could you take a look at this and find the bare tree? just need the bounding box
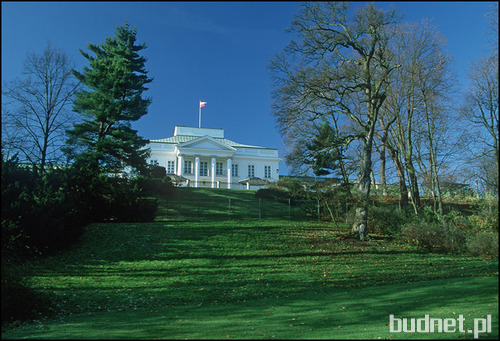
[2,42,79,175]
[270,2,401,240]
[379,20,454,215]
[461,4,499,194]
[373,107,397,197]
[485,4,498,54]
[378,56,409,208]
[462,54,499,192]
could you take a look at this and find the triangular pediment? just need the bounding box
[176,136,236,152]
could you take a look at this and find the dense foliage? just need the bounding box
[1,156,172,323]
[1,158,87,260]
[305,122,350,178]
[256,177,498,257]
[1,158,169,261]
[1,21,165,324]
[66,22,152,173]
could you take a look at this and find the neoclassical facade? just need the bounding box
[146,126,281,189]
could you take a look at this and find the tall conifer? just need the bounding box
[66,22,152,172]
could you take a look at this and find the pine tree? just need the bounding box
[66,22,153,173]
[305,122,348,178]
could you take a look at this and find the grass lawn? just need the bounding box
[156,187,326,221]
[2,189,498,339]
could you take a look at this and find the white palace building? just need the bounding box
[146,126,282,189]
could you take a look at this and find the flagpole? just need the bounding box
[199,101,201,128]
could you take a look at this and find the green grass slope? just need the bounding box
[155,187,319,221]
[2,188,498,339]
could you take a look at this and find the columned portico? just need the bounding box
[194,156,200,188]
[227,158,232,189]
[211,157,216,188]
[177,154,183,176]
[148,126,282,190]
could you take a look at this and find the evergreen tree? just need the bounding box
[66,22,152,173]
[305,122,349,179]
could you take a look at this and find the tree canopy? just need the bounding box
[66,22,153,173]
[270,2,401,240]
[2,43,79,175]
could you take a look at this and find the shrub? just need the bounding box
[255,187,289,202]
[314,182,354,222]
[271,177,308,199]
[367,206,408,237]
[467,231,499,258]
[89,177,159,222]
[106,195,158,222]
[22,188,86,255]
[400,221,466,253]
[468,211,499,233]
[1,159,88,258]
[136,174,175,196]
[441,209,474,233]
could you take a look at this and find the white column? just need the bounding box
[194,156,200,188]
[227,158,232,189]
[177,155,183,176]
[211,157,216,188]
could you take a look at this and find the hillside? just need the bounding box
[2,187,498,339]
[155,187,315,221]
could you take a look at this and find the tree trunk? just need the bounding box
[405,114,421,214]
[423,93,443,218]
[407,162,421,214]
[339,151,350,185]
[352,136,372,241]
[379,140,387,196]
[377,114,396,198]
[387,143,408,208]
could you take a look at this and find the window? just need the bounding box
[184,160,192,174]
[264,165,271,178]
[200,161,208,176]
[232,164,239,177]
[149,159,158,166]
[248,164,255,178]
[216,162,223,176]
[167,160,175,174]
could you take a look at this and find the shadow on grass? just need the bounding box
[2,276,498,339]
[6,219,498,339]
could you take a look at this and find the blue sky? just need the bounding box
[2,1,497,175]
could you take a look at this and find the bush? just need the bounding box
[1,159,88,258]
[23,190,86,256]
[367,206,408,237]
[270,177,308,199]
[106,194,159,222]
[467,231,499,258]
[1,157,160,325]
[255,187,289,202]
[313,181,354,222]
[400,221,466,253]
[136,174,175,196]
[87,177,159,223]
[467,208,499,233]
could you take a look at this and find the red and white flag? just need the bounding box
[200,101,207,108]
